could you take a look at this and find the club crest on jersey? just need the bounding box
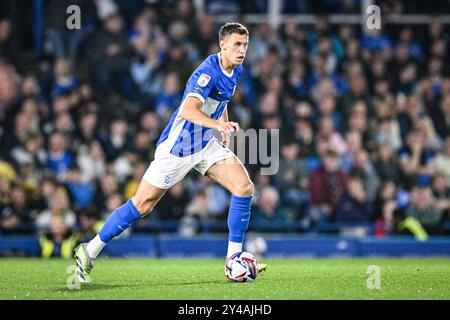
[197,74,211,87]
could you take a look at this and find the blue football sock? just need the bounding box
[98,199,142,243]
[227,195,253,243]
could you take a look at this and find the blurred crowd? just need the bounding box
[1,0,450,257]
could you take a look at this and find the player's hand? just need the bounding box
[216,121,239,147]
[215,121,240,136]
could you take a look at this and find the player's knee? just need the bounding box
[234,180,254,197]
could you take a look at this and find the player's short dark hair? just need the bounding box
[219,22,249,41]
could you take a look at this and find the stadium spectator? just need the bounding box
[402,185,444,235]
[335,176,374,222]
[434,137,450,184]
[93,174,119,213]
[0,18,15,63]
[317,95,344,133]
[361,28,392,54]
[53,112,75,136]
[417,116,443,150]
[374,143,403,184]
[250,186,294,232]
[74,111,100,148]
[315,117,348,156]
[35,188,76,231]
[397,95,423,138]
[102,193,123,221]
[277,140,309,214]
[76,141,107,183]
[375,181,397,225]
[138,111,160,142]
[154,181,189,222]
[349,149,381,202]
[78,208,103,241]
[129,42,164,99]
[190,176,230,220]
[399,129,436,188]
[154,72,182,121]
[39,217,80,258]
[309,147,348,222]
[0,170,12,209]
[183,190,211,235]
[0,185,33,234]
[123,160,147,199]
[194,15,217,57]
[112,149,139,183]
[83,11,132,97]
[45,131,74,180]
[52,58,80,97]
[65,165,94,210]
[431,174,450,219]
[160,42,193,86]
[341,130,362,170]
[11,134,46,168]
[373,116,402,151]
[100,118,132,162]
[293,116,315,156]
[35,176,59,211]
[396,27,423,61]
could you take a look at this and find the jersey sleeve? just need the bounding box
[184,65,215,103]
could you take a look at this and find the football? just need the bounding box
[224,251,258,282]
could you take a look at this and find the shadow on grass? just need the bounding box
[58,279,226,292]
[155,280,226,286]
[58,283,141,292]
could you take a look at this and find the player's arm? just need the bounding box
[181,96,239,135]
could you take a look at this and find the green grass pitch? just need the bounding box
[1,258,449,299]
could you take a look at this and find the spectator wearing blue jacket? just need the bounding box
[45,132,74,180]
[65,165,94,210]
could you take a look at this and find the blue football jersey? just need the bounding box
[156,53,243,157]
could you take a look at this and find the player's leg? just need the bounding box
[200,149,267,274]
[86,179,167,257]
[75,144,196,282]
[74,180,166,282]
[204,156,254,258]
